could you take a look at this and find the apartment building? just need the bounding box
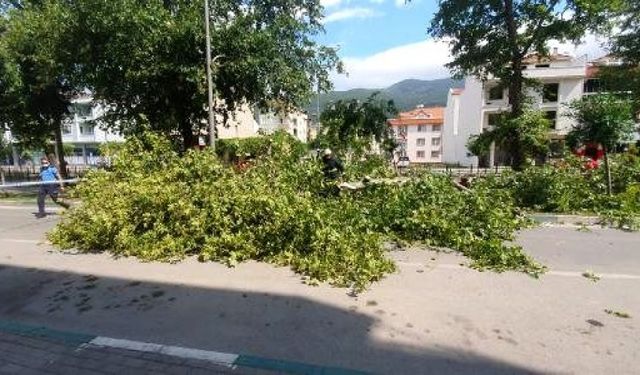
[388,106,444,164]
[443,50,591,167]
[62,96,125,165]
[215,104,309,143]
[255,111,309,142]
[2,95,124,166]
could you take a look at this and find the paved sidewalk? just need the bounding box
[0,325,303,375]
[0,331,242,374]
[0,318,369,375]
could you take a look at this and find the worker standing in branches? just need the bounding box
[321,148,344,180]
[320,148,344,197]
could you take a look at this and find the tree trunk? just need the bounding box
[53,121,68,179]
[603,148,612,196]
[503,0,526,171]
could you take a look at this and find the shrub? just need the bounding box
[475,154,640,228]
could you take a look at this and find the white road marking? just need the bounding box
[546,270,640,280]
[0,239,42,244]
[396,261,640,280]
[88,337,239,367]
[0,206,36,210]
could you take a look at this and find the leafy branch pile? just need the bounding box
[476,153,640,230]
[49,132,542,290]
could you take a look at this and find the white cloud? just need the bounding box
[548,33,609,61]
[323,8,381,24]
[370,0,385,4]
[321,0,342,8]
[331,40,452,90]
[330,34,611,91]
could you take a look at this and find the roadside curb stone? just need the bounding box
[528,213,601,226]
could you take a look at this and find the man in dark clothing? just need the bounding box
[321,148,344,180]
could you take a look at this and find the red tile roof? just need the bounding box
[522,52,573,64]
[586,65,600,78]
[388,106,445,126]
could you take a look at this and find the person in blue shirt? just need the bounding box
[36,157,69,218]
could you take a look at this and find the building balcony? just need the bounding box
[482,98,509,109]
[523,65,586,80]
[61,131,100,143]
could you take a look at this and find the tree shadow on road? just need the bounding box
[0,264,541,374]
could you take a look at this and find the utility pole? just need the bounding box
[204,0,216,150]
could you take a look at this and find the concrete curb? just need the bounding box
[527,213,601,226]
[0,319,371,375]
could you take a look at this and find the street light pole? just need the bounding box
[204,0,216,150]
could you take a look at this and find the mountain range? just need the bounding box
[305,78,464,117]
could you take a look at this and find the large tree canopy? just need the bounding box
[611,0,640,64]
[317,94,397,157]
[64,0,340,149]
[429,0,617,114]
[0,0,76,173]
[598,1,640,116]
[428,0,618,169]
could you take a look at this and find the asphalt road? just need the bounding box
[0,203,639,374]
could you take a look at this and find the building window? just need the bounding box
[545,111,557,129]
[416,151,425,158]
[431,151,440,159]
[79,124,94,135]
[396,126,408,139]
[416,138,426,146]
[543,83,559,103]
[432,137,441,146]
[487,113,501,127]
[584,79,600,94]
[74,104,92,118]
[293,128,298,137]
[535,64,550,68]
[432,125,442,132]
[488,86,503,101]
[62,124,72,135]
[417,125,426,132]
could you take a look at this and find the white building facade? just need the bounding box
[216,106,309,143]
[443,52,592,167]
[62,96,125,165]
[388,106,444,164]
[2,96,124,166]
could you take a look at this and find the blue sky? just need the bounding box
[320,0,608,91]
[318,0,436,58]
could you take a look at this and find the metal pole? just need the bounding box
[204,0,216,150]
[316,82,321,135]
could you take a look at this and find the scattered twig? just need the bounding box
[605,309,631,319]
[582,270,600,282]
